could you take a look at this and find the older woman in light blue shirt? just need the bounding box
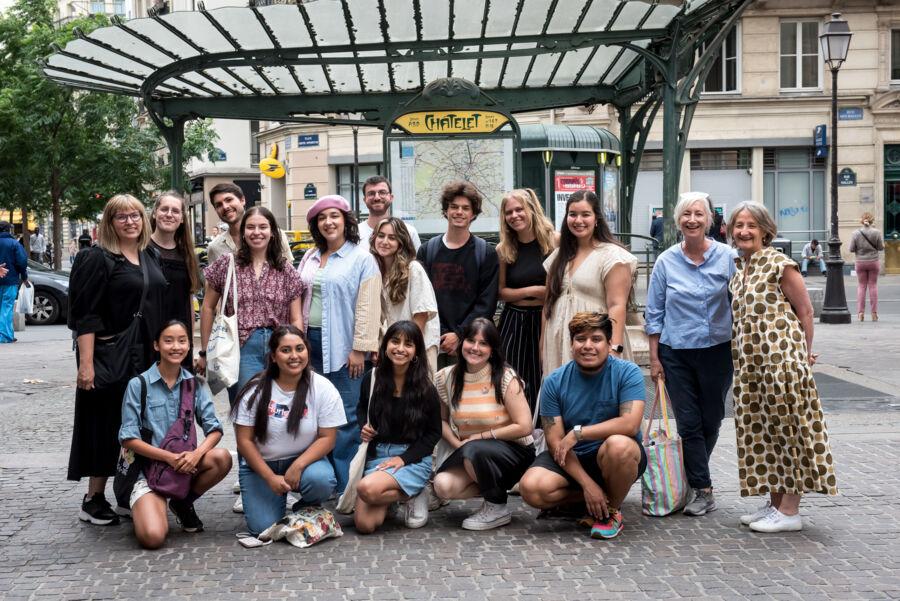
[645,192,736,517]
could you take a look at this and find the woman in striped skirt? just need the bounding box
[496,189,558,412]
[432,318,535,530]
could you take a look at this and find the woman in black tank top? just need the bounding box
[496,189,558,412]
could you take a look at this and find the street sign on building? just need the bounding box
[839,168,857,186]
[838,107,864,121]
[298,134,319,148]
[814,124,828,158]
[304,183,317,199]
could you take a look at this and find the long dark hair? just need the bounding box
[370,217,417,305]
[236,206,287,270]
[308,207,360,252]
[150,191,202,293]
[450,318,513,409]
[230,325,312,444]
[369,321,435,439]
[545,190,622,319]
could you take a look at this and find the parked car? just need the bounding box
[26,260,69,325]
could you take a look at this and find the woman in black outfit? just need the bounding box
[149,191,202,368]
[496,189,557,412]
[354,321,442,534]
[68,194,167,525]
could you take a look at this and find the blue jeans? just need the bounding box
[238,456,336,536]
[0,285,16,343]
[227,327,273,405]
[801,257,826,274]
[306,327,363,495]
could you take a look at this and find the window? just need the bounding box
[892,30,900,81]
[763,148,826,255]
[90,1,105,13]
[638,151,663,171]
[780,21,821,90]
[702,24,740,93]
[690,149,751,171]
[113,0,125,15]
[337,163,382,213]
[249,120,260,165]
[284,136,292,151]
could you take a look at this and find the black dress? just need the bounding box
[150,240,196,370]
[67,247,167,480]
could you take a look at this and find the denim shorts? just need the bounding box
[363,442,433,497]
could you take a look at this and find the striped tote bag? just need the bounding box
[640,380,690,516]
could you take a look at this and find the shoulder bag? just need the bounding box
[145,378,198,500]
[640,380,690,516]
[206,253,240,394]
[335,372,376,514]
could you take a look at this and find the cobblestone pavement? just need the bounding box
[3,283,900,600]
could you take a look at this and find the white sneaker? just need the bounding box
[287,493,300,510]
[748,508,802,533]
[461,501,512,531]
[739,501,773,526]
[232,496,244,514]
[232,480,241,494]
[405,489,430,529]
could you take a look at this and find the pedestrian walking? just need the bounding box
[354,321,442,534]
[370,217,439,373]
[542,190,637,375]
[118,320,232,549]
[0,221,29,343]
[496,188,557,412]
[432,318,535,531]
[233,325,344,537]
[67,194,167,525]
[297,195,382,494]
[728,201,837,533]
[645,192,736,517]
[849,212,885,322]
[150,191,202,369]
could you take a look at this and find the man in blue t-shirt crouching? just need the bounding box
[520,311,646,539]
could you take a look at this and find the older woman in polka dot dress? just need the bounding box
[727,201,837,533]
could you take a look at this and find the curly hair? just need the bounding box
[439,180,483,218]
[370,217,416,305]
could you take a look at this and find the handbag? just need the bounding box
[89,251,151,389]
[113,375,153,508]
[206,253,240,394]
[640,380,690,516]
[145,379,198,500]
[335,372,376,514]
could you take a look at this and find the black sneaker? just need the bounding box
[79,494,120,526]
[169,499,203,533]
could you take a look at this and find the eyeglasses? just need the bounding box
[113,212,143,224]
[365,190,391,198]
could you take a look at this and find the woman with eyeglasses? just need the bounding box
[149,191,202,369]
[67,194,168,526]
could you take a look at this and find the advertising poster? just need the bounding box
[553,170,595,230]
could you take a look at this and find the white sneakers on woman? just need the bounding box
[740,502,802,532]
[739,501,772,526]
[462,501,512,530]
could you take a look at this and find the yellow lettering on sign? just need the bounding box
[393,111,509,135]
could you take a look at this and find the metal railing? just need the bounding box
[615,233,659,292]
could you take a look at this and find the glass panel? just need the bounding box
[892,30,900,80]
[801,55,818,88]
[211,7,271,50]
[349,0,383,45]
[726,57,737,91]
[383,0,417,42]
[546,0,585,33]
[261,5,312,49]
[610,2,649,31]
[581,0,621,32]
[128,18,202,58]
[726,25,738,57]
[812,171,826,237]
[704,53,724,92]
[603,46,642,84]
[777,149,810,169]
[776,172,811,238]
[113,0,125,16]
[643,5,680,30]
[886,181,900,237]
[517,0,555,36]
[420,0,449,39]
[781,22,797,55]
[160,12,235,54]
[91,1,104,13]
[781,56,796,88]
[552,47,594,86]
[306,1,351,46]
[764,172,776,216]
[801,22,819,54]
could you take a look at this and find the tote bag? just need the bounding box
[335,373,376,514]
[206,253,240,395]
[640,380,690,516]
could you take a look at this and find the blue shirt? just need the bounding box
[645,241,736,349]
[119,364,223,447]
[0,233,27,287]
[540,357,646,455]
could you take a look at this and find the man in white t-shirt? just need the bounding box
[233,372,346,536]
[358,176,421,250]
[29,227,46,263]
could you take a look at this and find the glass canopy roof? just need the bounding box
[43,0,719,122]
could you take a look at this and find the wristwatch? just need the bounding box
[610,344,624,354]
[198,350,207,358]
[573,424,583,441]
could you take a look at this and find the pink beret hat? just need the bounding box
[307,195,351,224]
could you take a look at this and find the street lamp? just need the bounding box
[818,12,852,324]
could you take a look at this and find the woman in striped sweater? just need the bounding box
[432,318,535,530]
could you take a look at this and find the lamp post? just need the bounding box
[819,12,853,324]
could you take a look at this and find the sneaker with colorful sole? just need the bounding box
[590,510,624,539]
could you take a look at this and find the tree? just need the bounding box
[0,0,217,268]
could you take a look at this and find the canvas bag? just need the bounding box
[335,373,377,514]
[206,253,240,394]
[640,380,690,516]
[145,378,198,500]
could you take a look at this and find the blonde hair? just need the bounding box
[496,188,556,264]
[860,212,874,226]
[674,192,713,233]
[726,201,777,246]
[97,194,150,254]
[370,217,416,305]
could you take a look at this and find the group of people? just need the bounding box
[64,175,842,550]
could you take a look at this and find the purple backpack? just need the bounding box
[146,378,198,500]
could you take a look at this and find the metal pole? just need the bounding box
[352,125,359,213]
[820,66,851,324]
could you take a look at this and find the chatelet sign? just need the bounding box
[393,110,509,135]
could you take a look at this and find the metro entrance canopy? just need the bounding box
[43,0,752,240]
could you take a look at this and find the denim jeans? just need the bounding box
[307,326,363,494]
[801,257,826,275]
[227,327,273,405]
[238,456,336,536]
[0,285,17,343]
[658,342,733,490]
